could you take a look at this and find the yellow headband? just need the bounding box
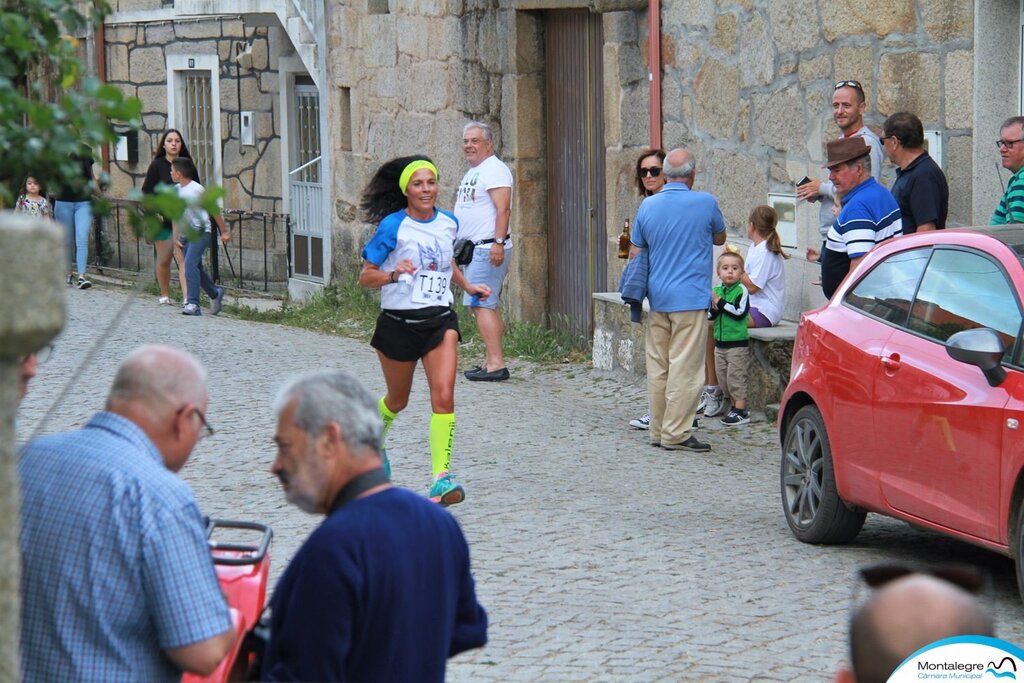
[398,160,439,194]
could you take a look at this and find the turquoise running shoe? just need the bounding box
[428,471,465,507]
[380,448,391,479]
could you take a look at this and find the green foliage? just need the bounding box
[0,0,131,204]
[232,272,591,364]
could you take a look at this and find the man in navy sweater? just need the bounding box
[262,371,487,682]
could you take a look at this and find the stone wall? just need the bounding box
[103,18,284,215]
[323,0,554,322]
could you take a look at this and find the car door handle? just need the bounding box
[880,354,901,370]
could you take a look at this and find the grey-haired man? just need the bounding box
[455,121,514,382]
[263,370,487,682]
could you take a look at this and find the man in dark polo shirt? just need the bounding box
[882,112,948,233]
[818,137,902,299]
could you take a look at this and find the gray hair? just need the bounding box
[1001,116,1024,133]
[273,371,382,455]
[463,121,493,140]
[107,345,207,417]
[664,151,695,180]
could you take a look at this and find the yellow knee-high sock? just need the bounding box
[379,397,397,445]
[429,412,455,477]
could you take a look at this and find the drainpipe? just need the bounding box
[94,19,110,173]
[648,0,661,149]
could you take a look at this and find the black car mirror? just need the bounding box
[945,328,1007,387]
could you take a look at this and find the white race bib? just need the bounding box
[410,270,449,305]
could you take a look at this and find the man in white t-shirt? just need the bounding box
[454,121,513,382]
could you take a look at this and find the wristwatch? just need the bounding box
[494,237,506,245]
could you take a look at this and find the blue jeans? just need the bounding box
[184,231,219,305]
[54,200,92,275]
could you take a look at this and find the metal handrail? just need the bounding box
[288,155,322,176]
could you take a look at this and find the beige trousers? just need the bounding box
[646,310,708,445]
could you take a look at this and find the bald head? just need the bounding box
[107,345,207,419]
[848,574,994,683]
[663,148,695,185]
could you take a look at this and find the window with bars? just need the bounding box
[294,84,321,183]
[174,70,216,186]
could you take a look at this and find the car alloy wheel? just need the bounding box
[780,405,865,544]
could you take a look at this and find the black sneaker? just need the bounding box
[720,409,750,426]
[661,435,711,452]
[77,276,92,290]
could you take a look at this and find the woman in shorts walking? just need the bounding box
[359,155,491,506]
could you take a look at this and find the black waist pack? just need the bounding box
[453,238,474,266]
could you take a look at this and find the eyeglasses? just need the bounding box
[858,563,986,594]
[996,138,1024,150]
[639,167,662,178]
[880,136,894,144]
[834,79,864,92]
[178,405,215,440]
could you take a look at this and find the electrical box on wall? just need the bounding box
[240,111,255,146]
[923,130,942,167]
[114,130,139,164]
[767,193,798,248]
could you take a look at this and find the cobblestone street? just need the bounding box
[17,286,1024,681]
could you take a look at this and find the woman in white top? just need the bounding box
[359,155,491,507]
[740,205,788,328]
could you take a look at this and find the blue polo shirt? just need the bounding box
[631,183,725,312]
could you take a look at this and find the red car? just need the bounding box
[778,226,1024,599]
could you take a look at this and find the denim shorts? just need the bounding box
[462,246,510,310]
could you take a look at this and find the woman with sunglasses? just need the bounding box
[359,155,491,506]
[627,149,666,431]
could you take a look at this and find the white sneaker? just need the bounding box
[629,413,651,430]
[704,389,728,417]
[697,390,708,415]
[158,296,172,305]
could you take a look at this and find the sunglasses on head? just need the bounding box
[859,563,986,594]
[834,79,864,92]
[639,167,662,178]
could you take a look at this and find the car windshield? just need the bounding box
[987,226,1024,261]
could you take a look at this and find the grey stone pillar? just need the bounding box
[0,214,65,681]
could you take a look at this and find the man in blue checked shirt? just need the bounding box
[18,345,234,682]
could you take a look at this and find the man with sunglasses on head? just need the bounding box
[19,345,233,682]
[836,569,994,683]
[797,80,884,239]
[992,116,1024,225]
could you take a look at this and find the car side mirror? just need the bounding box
[945,328,1007,387]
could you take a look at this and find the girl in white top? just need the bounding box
[15,176,53,220]
[740,205,788,327]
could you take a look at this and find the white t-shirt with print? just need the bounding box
[361,209,458,311]
[745,240,786,325]
[454,154,513,247]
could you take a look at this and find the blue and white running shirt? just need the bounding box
[361,208,459,310]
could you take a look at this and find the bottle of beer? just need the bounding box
[617,218,631,259]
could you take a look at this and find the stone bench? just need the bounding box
[592,292,797,412]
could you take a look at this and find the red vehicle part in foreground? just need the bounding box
[182,519,273,683]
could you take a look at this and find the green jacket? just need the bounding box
[709,282,750,347]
